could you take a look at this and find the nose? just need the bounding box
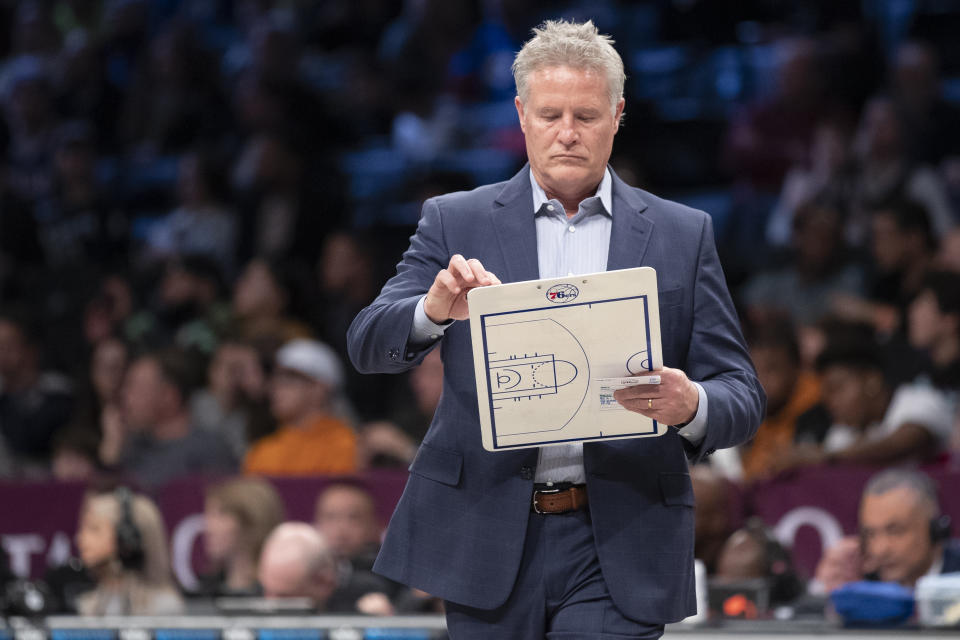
[558,115,578,146]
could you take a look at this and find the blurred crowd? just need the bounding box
[1,0,959,623]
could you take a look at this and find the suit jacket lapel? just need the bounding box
[492,164,540,283]
[606,169,652,271]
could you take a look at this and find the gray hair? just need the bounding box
[512,19,625,118]
[862,469,941,516]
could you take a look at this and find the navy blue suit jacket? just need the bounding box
[347,166,765,623]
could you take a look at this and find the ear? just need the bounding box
[515,96,527,134]
[613,97,625,132]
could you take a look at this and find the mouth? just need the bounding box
[552,154,586,162]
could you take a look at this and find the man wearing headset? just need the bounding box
[814,469,960,592]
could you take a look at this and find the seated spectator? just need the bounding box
[777,335,953,471]
[125,256,232,356]
[145,150,237,277]
[832,199,936,337]
[314,481,400,603]
[813,469,960,592]
[102,349,237,487]
[190,339,273,461]
[847,95,955,244]
[0,308,74,475]
[314,482,383,571]
[714,517,804,608]
[720,320,822,482]
[765,118,855,248]
[230,257,314,356]
[74,487,183,615]
[356,420,417,470]
[50,426,101,481]
[200,476,285,596]
[244,339,356,475]
[258,522,390,614]
[907,271,960,391]
[691,465,736,575]
[741,196,863,328]
[391,346,443,442]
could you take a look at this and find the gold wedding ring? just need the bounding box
[647,398,653,410]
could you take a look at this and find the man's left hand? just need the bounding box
[613,367,699,426]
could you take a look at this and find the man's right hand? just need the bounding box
[424,254,501,323]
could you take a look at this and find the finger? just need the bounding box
[434,269,462,295]
[466,258,494,285]
[449,254,475,283]
[487,272,501,285]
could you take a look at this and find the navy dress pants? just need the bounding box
[444,508,665,639]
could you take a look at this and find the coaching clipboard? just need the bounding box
[467,266,666,452]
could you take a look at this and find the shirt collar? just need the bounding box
[529,167,613,217]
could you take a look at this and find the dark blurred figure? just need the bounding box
[190,338,273,460]
[890,41,960,167]
[101,349,236,488]
[0,309,74,475]
[848,95,955,244]
[725,37,824,192]
[126,256,231,356]
[231,132,339,265]
[119,21,228,156]
[2,58,60,202]
[33,121,127,272]
[200,476,285,596]
[51,29,123,151]
[906,271,960,391]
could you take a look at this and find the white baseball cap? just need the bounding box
[275,339,344,389]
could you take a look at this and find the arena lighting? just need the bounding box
[1,617,447,640]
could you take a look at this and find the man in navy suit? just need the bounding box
[348,19,764,638]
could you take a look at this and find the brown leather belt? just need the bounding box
[532,483,588,514]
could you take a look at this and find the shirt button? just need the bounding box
[430,334,439,340]
[568,225,576,233]
[546,204,555,211]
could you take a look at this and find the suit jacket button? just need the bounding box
[388,349,400,360]
[520,466,533,480]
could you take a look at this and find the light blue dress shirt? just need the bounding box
[412,168,708,483]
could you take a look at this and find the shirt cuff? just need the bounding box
[677,382,708,445]
[410,295,455,347]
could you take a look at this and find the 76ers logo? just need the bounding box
[546,283,579,303]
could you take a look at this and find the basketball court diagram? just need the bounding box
[468,268,666,451]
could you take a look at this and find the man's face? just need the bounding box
[516,65,623,203]
[751,345,799,416]
[820,365,877,429]
[860,487,936,585]
[269,369,324,424]
[121,358,167,431]
[315,486,380,559]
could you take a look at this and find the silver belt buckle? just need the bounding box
[532,484,562,514]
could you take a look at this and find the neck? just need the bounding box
[151,411,190,441]
[931,335,960,368]
[224,552,258,591]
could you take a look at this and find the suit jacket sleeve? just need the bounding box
[681,215,765,463]
[347,198,448,374]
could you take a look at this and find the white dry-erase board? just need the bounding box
[467,266,666,452]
